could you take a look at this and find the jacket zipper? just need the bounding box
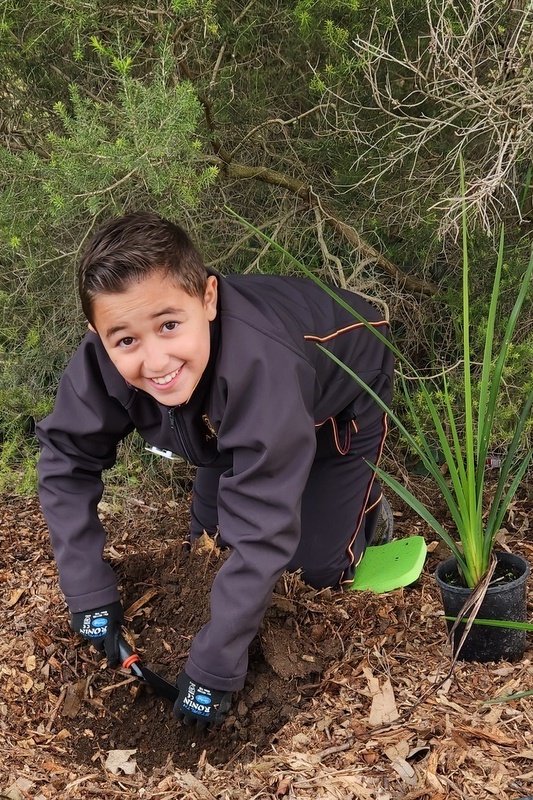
[168,407,195,463]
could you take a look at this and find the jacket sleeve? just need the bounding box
[36,342,134,612]
[185,336,317,692]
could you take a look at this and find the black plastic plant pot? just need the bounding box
[435,551,530,663]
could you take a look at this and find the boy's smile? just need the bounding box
[90,271,218,406]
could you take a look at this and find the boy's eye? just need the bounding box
[119,337,135,347]
[162,321,178,332]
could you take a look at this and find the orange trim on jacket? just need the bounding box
[339,412,389,586]
[304,319,390,343]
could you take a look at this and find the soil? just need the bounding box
[2,477,533,799]
[85,537,352,772]
[438,559,526,588]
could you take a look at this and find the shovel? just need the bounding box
[118,635,179,702]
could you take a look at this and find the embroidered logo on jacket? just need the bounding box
[202,414,218,441]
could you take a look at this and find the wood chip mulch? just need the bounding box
[1,490,533,800]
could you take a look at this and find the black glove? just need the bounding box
[173,670,232,729]
[70,601,124,667]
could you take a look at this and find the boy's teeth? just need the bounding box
[152,370,177,385]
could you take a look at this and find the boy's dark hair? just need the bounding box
[78,212,208,324]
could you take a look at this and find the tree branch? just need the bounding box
[206,154,438,295]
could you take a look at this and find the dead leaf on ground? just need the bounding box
[104,749,137,775]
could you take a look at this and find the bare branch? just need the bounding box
[227,105,327,160]
[205,211,296,269]
[323,0,533,235]
[204,154,438,295]
[209,43,226,91]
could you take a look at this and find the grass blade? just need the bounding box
[446,616,533,631]
[484,689,533,704]
[460,159,478,576]
[476,227,504,479]
[373,465,468,571]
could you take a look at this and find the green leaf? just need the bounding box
[446,616,533,631]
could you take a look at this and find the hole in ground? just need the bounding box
[62,542,349,772]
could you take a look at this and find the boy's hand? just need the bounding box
[70,601,124,667]
[173,670,232,729]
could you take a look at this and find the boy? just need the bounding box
[36,212,394,729]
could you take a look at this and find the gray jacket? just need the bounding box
[36,273,393,691]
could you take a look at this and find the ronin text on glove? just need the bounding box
[71,601,124,666]
[174,670,232,728]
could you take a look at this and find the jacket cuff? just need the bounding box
[184,656,247,693]
[64,584,121,614]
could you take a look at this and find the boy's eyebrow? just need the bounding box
[153,307,185,317]
[103,308,185,340]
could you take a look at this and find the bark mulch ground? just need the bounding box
[1,483,533,800]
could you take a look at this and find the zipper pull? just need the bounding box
[168,408,175,429]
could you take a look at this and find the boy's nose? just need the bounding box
[143,343,171,374]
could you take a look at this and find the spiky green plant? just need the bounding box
[359,213,533,587]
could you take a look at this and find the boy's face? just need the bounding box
[90,271,218,406]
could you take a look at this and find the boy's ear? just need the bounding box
[88,323,97,333]
[204,275,218,321]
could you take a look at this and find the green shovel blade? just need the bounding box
[350,536,427,593]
